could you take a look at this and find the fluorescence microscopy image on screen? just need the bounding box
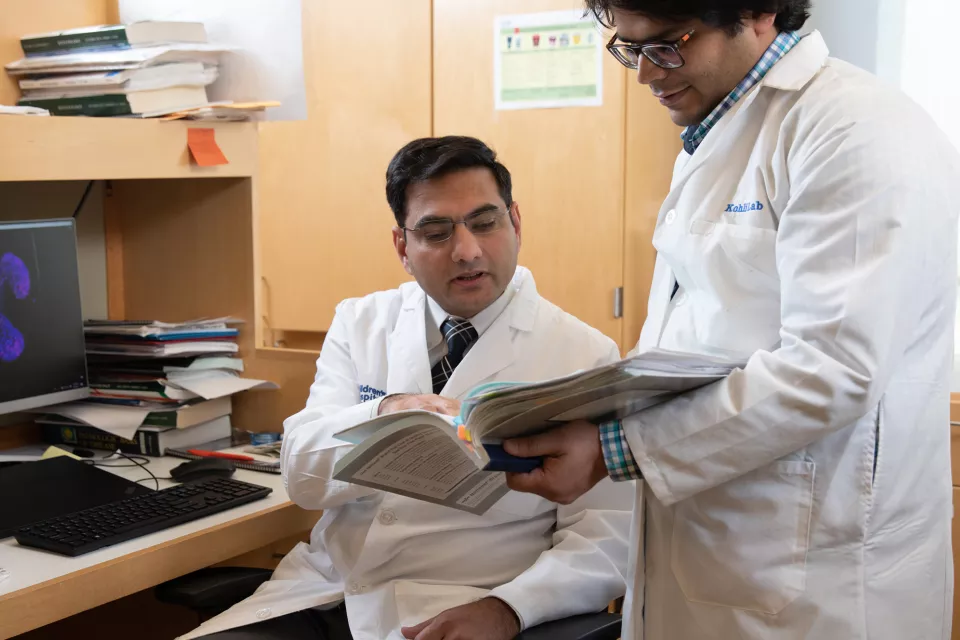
[0,220,87,408]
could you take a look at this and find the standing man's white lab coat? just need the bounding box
[619,33,960,639]
[180,267,632,640]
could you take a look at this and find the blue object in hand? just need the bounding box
[482,443,543,473]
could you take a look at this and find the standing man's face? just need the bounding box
[392,168,522,320]
[610,9,779,127]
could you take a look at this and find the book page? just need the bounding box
[333,424,508,515]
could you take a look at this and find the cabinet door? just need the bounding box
[257,0,431,337]
[433,0,627,346]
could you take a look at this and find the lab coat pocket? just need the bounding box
[688,220,781,355]
[670,459,815,614]
[393,581,491,632]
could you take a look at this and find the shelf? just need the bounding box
[0,116,258,182]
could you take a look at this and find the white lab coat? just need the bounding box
[619,32,960,640]
[180,267,634,640]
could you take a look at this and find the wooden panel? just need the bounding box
[108,179,318,431]
[952,424,960,488]
[0,421,40,450]
[953,487,960,640]
[433,0,626,344]
[0,0,110,105]
[0,119,258,182]
[213,530,311,571]
[0,503,319,638]
[257,0,430,334]
[622,79,683,350]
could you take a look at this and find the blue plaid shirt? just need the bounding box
[682,30,801,155]
[601,32,802,482]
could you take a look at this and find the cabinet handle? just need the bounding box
[614,287,624,319]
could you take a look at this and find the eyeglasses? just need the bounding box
[606,29,697,70]
[402,208,509,245]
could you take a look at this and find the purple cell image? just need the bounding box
[0,252,30,299]
[0,251,30,362]
[0,314,24,362]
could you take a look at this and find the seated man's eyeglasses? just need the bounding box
[402,207,509,245]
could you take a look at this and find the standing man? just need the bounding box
[505,2,960,639]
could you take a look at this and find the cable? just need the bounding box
[71,180,95,219]
[84,450,162,490]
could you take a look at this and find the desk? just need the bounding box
[0,454,320,639]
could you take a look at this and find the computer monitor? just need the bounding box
[0,219,88,415]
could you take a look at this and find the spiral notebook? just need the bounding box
[165,438,281,474]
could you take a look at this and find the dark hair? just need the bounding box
[385,136,513,227]
[585,0,811,33]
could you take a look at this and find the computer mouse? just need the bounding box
[170,458,236,483]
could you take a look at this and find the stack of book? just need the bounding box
[38,318,277,456]
[4,21,231,117]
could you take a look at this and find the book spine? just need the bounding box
[18,95,133,117]
[143,411,177,428]
[21,30,130,56]
[41,424,161,456]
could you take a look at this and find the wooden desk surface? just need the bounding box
[0,453,320,639]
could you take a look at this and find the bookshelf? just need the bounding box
[0,117,317,440]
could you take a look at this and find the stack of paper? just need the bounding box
[4,22,234,117]
[32,318,277,451]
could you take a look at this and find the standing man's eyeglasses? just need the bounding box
[606,29,697,70]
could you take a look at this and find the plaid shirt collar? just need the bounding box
[682,30,802,155]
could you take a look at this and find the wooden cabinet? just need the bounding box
[256,0,431,339]
[433,0,629,344]
[257,0,680,351]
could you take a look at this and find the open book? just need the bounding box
[332,348,741,515]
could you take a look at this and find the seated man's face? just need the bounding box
[394,167,521,319]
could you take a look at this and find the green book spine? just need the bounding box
[21,27,130,56]
[18,95,133,117]
[143,410,177,428]
[41,423,161,456]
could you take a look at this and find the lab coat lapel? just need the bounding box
[669,32,829,195]
[387,288,432,394]
[440,274,538,399]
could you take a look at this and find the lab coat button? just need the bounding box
[255,608,272,620]
[348,582,360,594]
[665,209,677,224]
[675,292,688,307]
[378,509,397,525]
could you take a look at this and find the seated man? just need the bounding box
[182,136,633,640]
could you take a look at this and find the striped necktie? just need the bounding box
[431,317,479,394]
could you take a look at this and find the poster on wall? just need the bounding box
[494,10,604,111]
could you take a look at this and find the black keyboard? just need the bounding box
[15,477,272,557]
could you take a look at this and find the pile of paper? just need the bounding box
[33,318,276,447]
[4,22,233,117]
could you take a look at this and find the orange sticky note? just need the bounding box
[187,128,228,166]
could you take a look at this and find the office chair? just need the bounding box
[155,567,622,640]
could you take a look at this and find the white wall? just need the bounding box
[805,0,880,74]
